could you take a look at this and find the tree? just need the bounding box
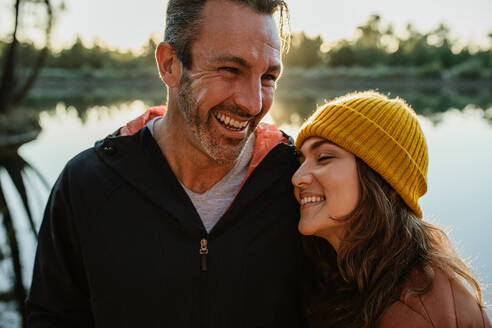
[355,14,383,48]
[326,14,390,67]
[283,32,324,68]
[0,0,54,115]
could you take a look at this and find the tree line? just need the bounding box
[284,15,492,79]
[0,37,158,72]
[1,14,492,79]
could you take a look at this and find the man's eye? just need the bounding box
[262,74,277,82]
[220,67,239,74]
[262,74,277,88]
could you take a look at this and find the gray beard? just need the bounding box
[176,70,253,165]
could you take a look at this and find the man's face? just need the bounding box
[176,0,281,164]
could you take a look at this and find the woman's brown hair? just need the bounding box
[303,157,484,328]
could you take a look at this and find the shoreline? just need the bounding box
[29,71,492,95]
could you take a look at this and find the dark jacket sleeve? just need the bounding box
[26,167,94,327]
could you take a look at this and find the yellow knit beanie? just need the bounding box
[295,91,428,218]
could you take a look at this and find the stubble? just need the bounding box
[177,70,258,164]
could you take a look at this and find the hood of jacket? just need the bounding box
[119,105,291,184]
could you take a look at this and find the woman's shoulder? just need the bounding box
[378,265,491,328]
[378,299,433,327]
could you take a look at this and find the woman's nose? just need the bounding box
[291,164,313,187]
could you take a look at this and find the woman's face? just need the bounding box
[291,137,360,248]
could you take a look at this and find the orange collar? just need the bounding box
[120,105,287,180]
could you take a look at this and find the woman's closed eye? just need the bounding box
[318,154,334,162]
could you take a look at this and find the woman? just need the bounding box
[292,91,490,328]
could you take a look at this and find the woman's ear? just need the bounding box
[155,42,182,88]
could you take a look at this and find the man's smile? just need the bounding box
[213,110,250,132]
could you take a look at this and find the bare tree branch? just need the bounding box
[0,291,16,302]
[0,0,21,114]
[12,0,54,106]
[0,190,27,327]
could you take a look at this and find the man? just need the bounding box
[27,0,304,327]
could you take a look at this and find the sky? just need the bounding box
[1,0,492,51]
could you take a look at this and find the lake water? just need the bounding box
[1,83,491,324]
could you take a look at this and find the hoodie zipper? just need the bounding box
[199,237,209,326]
[199,238,208,272]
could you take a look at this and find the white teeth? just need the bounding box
[300,196,325,205]
[214,112,249,130]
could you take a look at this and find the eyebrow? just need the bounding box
[298,139,335,157]
[212,55,281,73]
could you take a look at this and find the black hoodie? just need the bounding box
[27,125,305,328]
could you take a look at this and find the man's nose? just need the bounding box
[291,164,313,187]
[234,78,262,116]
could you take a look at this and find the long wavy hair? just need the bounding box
[303,157,484,328]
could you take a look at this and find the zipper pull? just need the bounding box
[199,238,208,272]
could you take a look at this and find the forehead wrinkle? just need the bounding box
[211,55,252,69]
[195,4,281,74]
[211,53,281,74]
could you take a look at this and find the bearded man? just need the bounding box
[27,0,304,327]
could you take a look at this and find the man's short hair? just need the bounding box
[164,0,290,69]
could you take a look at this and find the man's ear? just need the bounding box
[156,42,182,88]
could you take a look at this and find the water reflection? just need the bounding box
[271,84,492,127]
[24,77,166,124]
[0,129,48,326]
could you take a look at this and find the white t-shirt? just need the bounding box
[146,117,255,232]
